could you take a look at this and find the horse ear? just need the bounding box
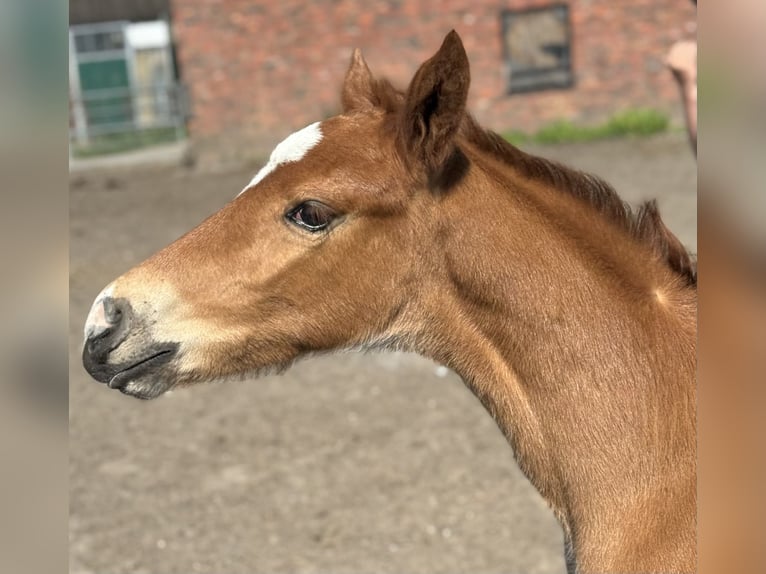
[342,48,376,112]
[399,30,470,174]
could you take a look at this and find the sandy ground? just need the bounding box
[69,132,696,574]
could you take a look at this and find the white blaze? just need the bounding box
[239,121,323,196]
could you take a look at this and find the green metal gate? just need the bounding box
[71,22,134,131]
[78,59,132,127]
[69,20,188,156]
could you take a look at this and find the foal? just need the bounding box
[83,31,697,573]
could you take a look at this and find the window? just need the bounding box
[74,30,125,54]
[502,4,573,94]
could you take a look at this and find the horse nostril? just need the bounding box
[82,295,140,384]
[103,297,123,326]
[84,296,132,359]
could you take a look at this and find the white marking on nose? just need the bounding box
[84,284,115,341]
[238,121,323,196]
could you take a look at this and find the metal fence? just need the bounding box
[69,18,188,158]
[69,83,189,157]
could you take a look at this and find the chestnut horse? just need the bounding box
[83,31,697,573]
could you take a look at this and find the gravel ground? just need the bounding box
[69,132,696,574]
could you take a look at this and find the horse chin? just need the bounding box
[83,339,180,400]
[115,376,175,400]
[112,348,181,399]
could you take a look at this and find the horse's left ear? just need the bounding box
[399,30,470,174]
[342,48,376,112]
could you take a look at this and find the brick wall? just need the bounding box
[169,0,696,167]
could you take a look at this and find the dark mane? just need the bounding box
[370,79,697,287]
[461,119,697,287]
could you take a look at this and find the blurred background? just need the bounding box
[6,1,766,573]
[66,0,696,169]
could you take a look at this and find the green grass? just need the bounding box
[71,127,183,158]
[504,108,670,146]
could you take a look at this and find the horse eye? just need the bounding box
[286,201,338,232]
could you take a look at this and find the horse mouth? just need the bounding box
[107,346,177,391]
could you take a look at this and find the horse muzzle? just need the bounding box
[82,291,179,399]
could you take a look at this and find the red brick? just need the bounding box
[169,0,696,168]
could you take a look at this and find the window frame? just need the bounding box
[501,3,575,95]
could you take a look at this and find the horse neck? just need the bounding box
[398,150,697,566]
